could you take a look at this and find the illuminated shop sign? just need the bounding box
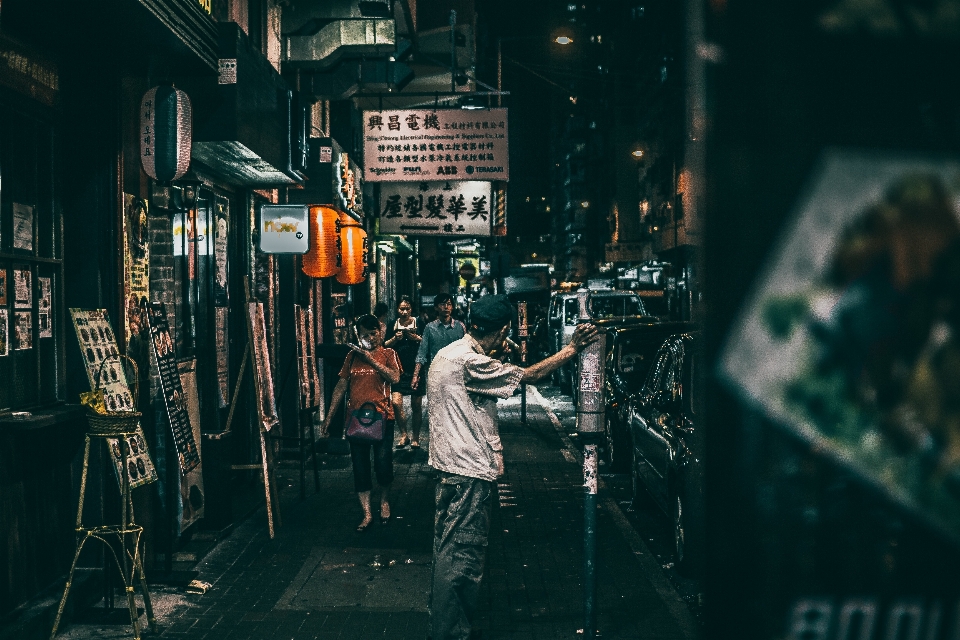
[363,108,509,182]
[377,181,492,237]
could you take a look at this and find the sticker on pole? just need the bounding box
[579,352,601,392]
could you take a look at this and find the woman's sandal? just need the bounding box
[410,440,420,449]
[397,435,410,447]
[356,519,372,532]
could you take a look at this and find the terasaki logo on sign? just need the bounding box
[363,108,509,182]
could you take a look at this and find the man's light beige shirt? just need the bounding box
[427,334,524,482]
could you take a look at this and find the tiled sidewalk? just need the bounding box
[52,389,697,640]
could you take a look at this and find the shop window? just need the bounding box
[172,188,231,429]
[0,102,61,410]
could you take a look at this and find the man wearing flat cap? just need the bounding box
[427,294,598,640]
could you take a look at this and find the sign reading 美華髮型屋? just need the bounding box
[363,109,509,182]
[377,181,492,237]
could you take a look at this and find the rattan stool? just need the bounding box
[49,426,157,639]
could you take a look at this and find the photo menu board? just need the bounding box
[143,302,201,474]
[69,309,157,489]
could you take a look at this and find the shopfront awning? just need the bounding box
[192,23,299,186]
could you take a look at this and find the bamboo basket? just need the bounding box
[85,354,142,436]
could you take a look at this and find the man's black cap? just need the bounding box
[469,295,514,331]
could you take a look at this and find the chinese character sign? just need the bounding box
[363,109,509,182]
[378,181,493,237]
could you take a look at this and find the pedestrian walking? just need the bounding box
[320,314,402,532]
[426,294,599,640]
[411,293,466,397]
[383,295,424,448]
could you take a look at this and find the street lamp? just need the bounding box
[497,34,574,107]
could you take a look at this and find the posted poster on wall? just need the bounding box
[14,268,31,308]
[123,194,150,347]
[214,200,228,307]
[69,308,158,489]
[38,277,52,338]
[14,311,32,350]
[215,306,229,408]
[12,203,34,252]
[0,309,8,357]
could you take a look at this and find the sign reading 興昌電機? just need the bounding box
[377,181,492,236]
[363,109,508,182]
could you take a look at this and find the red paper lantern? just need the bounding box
[336,212,368,285]
[301,206,340,278]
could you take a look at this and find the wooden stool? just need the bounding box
[49,428,157,639]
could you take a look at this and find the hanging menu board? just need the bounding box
[69,309,158,489]
[248,301,279,432]
[144,302,201,474]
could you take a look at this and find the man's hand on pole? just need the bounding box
[569,323,600,353]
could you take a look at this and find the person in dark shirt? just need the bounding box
[412,294,466,393]
[383,296,424,447]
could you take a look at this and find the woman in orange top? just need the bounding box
[321,314,401,531]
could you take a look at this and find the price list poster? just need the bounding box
[69,309,158,489]
[144,302,205,531]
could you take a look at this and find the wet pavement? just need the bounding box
[49,387,699,640]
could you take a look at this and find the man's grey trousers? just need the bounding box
[430,472,493,640]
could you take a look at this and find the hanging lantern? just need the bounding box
[140,85,192,182]
[336,212,368,285]
[301,206,340,278]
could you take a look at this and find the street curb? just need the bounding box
[525,385,701,640]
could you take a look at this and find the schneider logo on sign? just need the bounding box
[363,108,509,182]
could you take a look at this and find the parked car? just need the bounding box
[598,320,697,474]
[547,290,651,392]
[626,331,703,574]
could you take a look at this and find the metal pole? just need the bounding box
[575,289,604,638]
[450,10,457,93]
[518,302,528,424]
[497,38,503,107]
[583,444,598,639]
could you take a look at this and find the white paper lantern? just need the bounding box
[140,86,192,182]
